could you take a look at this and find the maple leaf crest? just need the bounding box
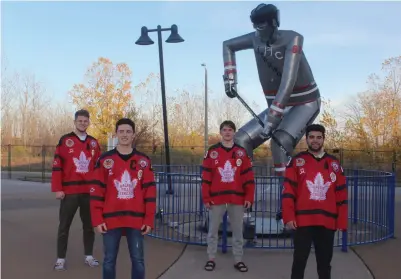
[114,170,137,200]
[218,160,236,183]
[73,151,91,173]
[306,172,331,201]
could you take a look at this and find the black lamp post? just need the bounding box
[135,24,184,195]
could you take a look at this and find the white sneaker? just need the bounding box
[85,256,99,267]
[54,259,66,271]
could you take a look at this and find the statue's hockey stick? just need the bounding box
[231,87,292,162]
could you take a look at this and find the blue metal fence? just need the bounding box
[149,165,396,253]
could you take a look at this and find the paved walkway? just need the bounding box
[159,245,373,279]
[1,178,399,279]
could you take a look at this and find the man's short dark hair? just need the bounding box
[220,120,236,132]
[75,109,90,119]
[306,124,325,138]
[115,118,135,133]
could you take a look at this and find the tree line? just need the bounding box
[1,56,400,159]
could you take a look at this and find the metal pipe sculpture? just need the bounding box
[222,3,321,222]
[223,3,321,176]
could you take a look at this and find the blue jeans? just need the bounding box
[102,228,145,279]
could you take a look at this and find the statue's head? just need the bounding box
[250,3,280,43]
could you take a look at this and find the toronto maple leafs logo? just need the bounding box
[218,160,236,183]
[73,151,91,173]
[114,170,137,200]
[306,172,331,201]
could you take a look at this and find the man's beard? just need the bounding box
[308,144,322,152]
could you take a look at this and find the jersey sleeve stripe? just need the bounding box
[202,179,211,185]
[242,180,255,187]
[90,180,107,188]
[142,182,156,188]
[90,196,105,201]
[202,167,212,172]
[144,197,156,203]
[282,193,295,199]
[240,167,252,175]
[52,167,62,171]
[337,200,348,206]
[336,184,346,191]
[54,154,64,162]
[284,177,297,187]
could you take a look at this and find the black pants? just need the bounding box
[57,193,95,258]
[291,226,335,279]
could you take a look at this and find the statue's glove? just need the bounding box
[260,110,283,139]
[223,75,237,98]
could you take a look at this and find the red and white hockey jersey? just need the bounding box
[282,151,348,230]
[89,148,157,231]
[201,142,255,206]
[51,132,101,195]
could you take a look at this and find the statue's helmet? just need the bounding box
[250,3,280,29]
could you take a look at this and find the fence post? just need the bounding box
[42,145,46,183]
[353,170,358,224]
[8,144,11,179]
[392,150,397,173]
[221,212,228,254]
[389,174,396,238]
[198,165,204,216]
[341,230,348,252]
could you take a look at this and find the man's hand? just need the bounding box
[223,75,237,98]
[96,223,107,234]
[204,201,214,209]
[141,225,151,235]
[55,191,65,200]
[244,201,251,209]
[286,220,297,230]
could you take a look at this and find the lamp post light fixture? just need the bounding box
[201,63,208,155]
[135,24,184,195]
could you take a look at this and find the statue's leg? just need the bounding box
[234,108,270,160]
[272,98,321,220]
[234,108,270,213]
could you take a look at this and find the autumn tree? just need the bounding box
[210,92,255,132]
[124,103,157,147]
[1,58,77,146]
[167,88,206,146]
[131,73,163,148]
[1,60,14,144]
[318,98,346,148]
[69,57,132,143]
[344,56,401,150]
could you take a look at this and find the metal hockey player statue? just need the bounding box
[222,4,321,224]
[223,3,320,172]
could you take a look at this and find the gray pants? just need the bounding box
[207,204,244,262]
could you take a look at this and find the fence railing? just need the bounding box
[150,168,396,252]
[1,144,399,177]
[1,157,396,251]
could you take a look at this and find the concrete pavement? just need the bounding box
[1,178,397,279]
[159,245,373,279]
[1,179,186,279]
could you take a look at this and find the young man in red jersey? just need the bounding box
[282,124,348,279]
[51,109,101,271]
[89,118,156,279]
[201,120,255,273]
